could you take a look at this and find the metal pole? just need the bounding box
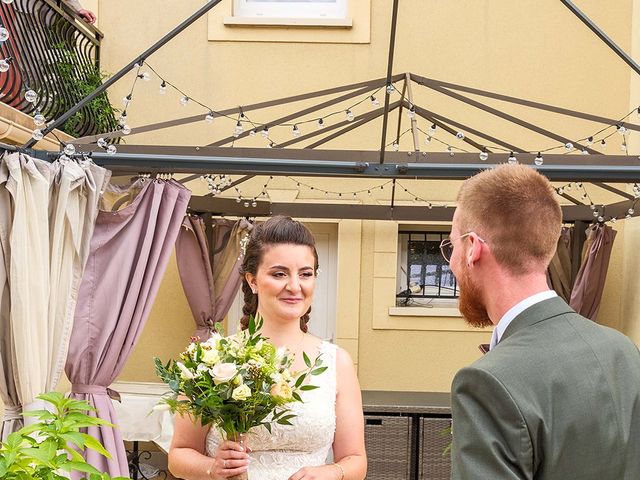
[22,0,224,148]
[379,0,400,164]
[560,0,640,77]
[404,73,420,152]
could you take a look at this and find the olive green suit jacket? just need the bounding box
[451,297,640,480]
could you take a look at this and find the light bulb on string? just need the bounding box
[617,124,627,135]
[629,208,635,215]
[234,121,243,137]
[564,142,573,151]
[25,89,38,103]
[0,27,9,42]
[386,84,395,95]
[317,118,325,129]
[180,96,189,106]
[392,142,399,152]
[455,131,465,140]
[508,152,517,164]
[346,110,354,122]
[370,95,379,107]
[205,112,215,123]
[32,129,43,141]
[118,112,127,126]
[407,106,415,119]
[249,129,256,137]
[600,139,607,149]
[121,124,131,135]
[137,72,151,81]
[97,138,107,148]
[535,152,544,166]
[0,59,10,72]
[428,123,437,135]
[447,146,454,157]
[479,149,489,161]
[33,112,45,127]
[292,124,301,137]
[581,149,589,155]
[261,127,269,138]
[63,144,76,156]
[106,145,117,155]
[424,135,431,145]
[122,94,132,106]
[159,81,167,94]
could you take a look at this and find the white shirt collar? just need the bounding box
[489,290,557,350]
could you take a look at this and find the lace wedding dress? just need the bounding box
[205,341,337,480]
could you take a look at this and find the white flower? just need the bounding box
[197,363,210,375]
[186,343,197,355]
[254,339,264,351]
[270,372,283,384]
[231,384,252,401]
[270,382,293,401]
[177,362,195,380]
[202,349,220,366]
[211,362,238,384]
[205,332,223,349]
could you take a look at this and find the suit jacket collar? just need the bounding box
[500,296,574,343]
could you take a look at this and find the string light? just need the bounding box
[292,125,301,137]
[455,131,465,140]
[508,152,517,164]
[137,72,151,81]
[33,112,45,127]
[479,148,489,161]
[346,110,354,122]
[159,81,167,94]
[428,123,437,135]
[122,94,132,106]
[0,58,10,72]
[407,105,416,119]
[179,96,189,106]
[370,95,380,107]
[25,89,38,103]
[205,112,215,123]
[535,152,544,165]
[0,27,9,42]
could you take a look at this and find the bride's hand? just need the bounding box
[289,464,342,480]
[211,440,250,478]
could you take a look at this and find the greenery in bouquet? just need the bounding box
[0,392,127,480]
[155,314,326,439]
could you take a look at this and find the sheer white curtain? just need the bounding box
[0,152,108,433]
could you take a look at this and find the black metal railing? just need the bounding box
[0,0,117,138]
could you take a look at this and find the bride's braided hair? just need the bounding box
[239,216,319,332]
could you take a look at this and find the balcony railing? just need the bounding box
[0,0,117,138]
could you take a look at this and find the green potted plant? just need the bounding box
[0,392,127,480]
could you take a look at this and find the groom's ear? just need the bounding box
[467,233,485,267]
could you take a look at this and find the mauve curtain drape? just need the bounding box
[176,216,252,339]
[65,178,190,477]
[569,223,617,320]
[548,227,573,303]
[0,152,108,439]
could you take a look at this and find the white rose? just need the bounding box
[211,362,238,384]
[177,362,195,380]
[231,384,252,401]
[202,349,220,366]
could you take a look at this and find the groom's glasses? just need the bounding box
[439,232,486,263]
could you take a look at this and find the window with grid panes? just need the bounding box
[233,0,348,20]
[396,231,458,306]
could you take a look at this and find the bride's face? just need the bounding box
[246,243,316,325]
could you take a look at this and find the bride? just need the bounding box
[168,216,367,480]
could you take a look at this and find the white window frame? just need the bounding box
[233,0,348,20]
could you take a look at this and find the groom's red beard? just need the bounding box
[457,266,493,328]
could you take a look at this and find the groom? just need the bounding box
[447,164,640,479]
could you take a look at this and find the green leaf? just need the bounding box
[292,392,302,402]
[36,392,65,405]
[22,447,54,465]
[64,446,87,463]
[80,434,112,459]
[311,366,328,376]
[295,374,306,388]
[248,315,256,335]
[60,432,85,449]
[303,352,311,368]
[59,462,102,475]
[300,385,319,391]
[264,423,272,434]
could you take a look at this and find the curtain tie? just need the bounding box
[71,384,121,402]
[2,405,22,421]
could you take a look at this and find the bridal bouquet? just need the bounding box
[154,315,325,441]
